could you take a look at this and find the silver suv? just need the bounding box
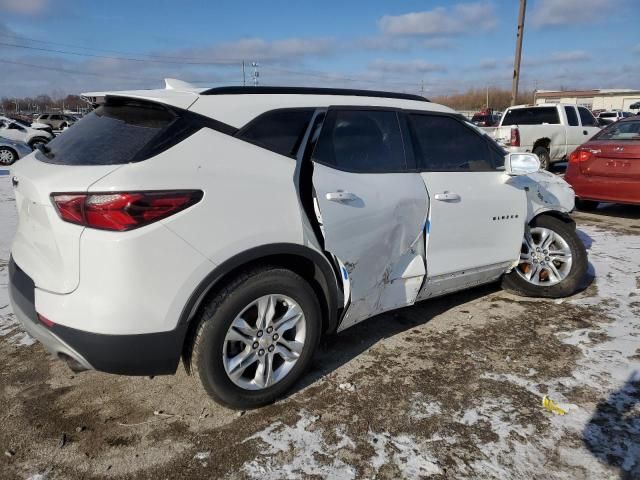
[35,114,76,130]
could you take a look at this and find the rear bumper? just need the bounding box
[8,257,186,376]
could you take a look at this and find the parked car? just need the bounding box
[471,113,500,127]
[0,116,53,149]
[596,111,634,126]
[35,113,76,130]
[5,115,54,136]
[565,117,640,209]
[491,103,601,169]
[0,137,32,165]
[9,83,588,409]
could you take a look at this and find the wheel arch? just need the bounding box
[533,137,551,151]
[530,209,575,229]
[179,243,342,371]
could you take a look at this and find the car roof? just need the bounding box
[82,78,456,128]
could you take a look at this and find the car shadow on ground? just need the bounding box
[583,372,640,479]
[579,203,640,221]
[291,282,501,394]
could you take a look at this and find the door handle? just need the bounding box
[583,130,588,135]
[434,192,461,202]
[326,191,357,202]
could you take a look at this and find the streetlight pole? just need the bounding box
[510,0,527,106]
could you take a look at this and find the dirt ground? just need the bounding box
[1,174,639,478]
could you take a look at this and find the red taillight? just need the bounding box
[51,190,203,231]
[510,127,520,147]
[37,313,55,328]
[568,149,592,164]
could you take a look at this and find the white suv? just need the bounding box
[9,82,587,408]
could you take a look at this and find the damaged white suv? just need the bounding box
[9,82,587,408]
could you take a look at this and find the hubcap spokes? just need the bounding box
[516,227,573,286]
[223,294,306,390]
[0,150,14,164]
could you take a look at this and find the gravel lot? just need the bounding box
[1,173,639,479]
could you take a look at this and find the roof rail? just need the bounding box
[200,86,429,102]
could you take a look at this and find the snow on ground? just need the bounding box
[0,173,35,347]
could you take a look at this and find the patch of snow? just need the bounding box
[241,411,357,480]
[0,176,33,347]
[368,431,442,477]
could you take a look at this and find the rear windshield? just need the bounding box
[599,112,616,118]
[501,107,559,126]
[41,101,175,165]
[593,120,640,141]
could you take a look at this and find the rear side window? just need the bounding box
[409,114,502,171]
[578,107,597,126]
[564,107,579,126]
[312,109,406,172]
[42,101,176,165]
[238,109,314,157]
[502,107,560,125]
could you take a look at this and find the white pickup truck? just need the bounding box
[491,103,601,168]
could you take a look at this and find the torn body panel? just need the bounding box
[508,170,575,221]
[309,164,428,332]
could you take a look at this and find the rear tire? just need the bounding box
[533,146,551,170]
[575,198,599,211]
[28,138,48,150]
[502,215,587,298]
[0,147,17,166]
[191,267,321,409]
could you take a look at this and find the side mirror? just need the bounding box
[505,152,540,176]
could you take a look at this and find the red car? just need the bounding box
[565,117,640,209]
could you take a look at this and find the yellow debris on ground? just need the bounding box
[542,395,568,415]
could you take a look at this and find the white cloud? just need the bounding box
[165,37,336,65]
[633,44,640,55]
[531,0,615,27]
[522,50,592,67]
[369,59,447,74]
[0,0,49,15]
[379,2,497,36]
[478,58,499,69]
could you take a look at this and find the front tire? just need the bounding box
[533,146,551,170]
[28,138,48,150]
[502,215,587,298]
[191,267,321,409]
[0,147,17,166]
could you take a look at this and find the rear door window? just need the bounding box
[564,106,579,126]
[502,107,560,125]
[312,109,406,172]
[238,109,314,157]
[578,107,598,126]
[42,101,176,165]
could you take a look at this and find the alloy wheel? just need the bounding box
[222,294,306,390]
[0,148,16,165]
[516,227,573,286]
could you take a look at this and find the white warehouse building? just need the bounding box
[534,89,640,112]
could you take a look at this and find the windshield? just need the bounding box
[593,120,640,141]
[599,113,616,118]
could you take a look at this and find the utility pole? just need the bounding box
[510,0,527,106]
[242,60,246,86]
[251,62,259,87]
[486,86,489,109]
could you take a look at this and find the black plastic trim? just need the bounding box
[200,86,429,102]
[51,323,187,376]
[177,243,341,334]
[8,257,36,323]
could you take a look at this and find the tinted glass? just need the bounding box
[43,102,175,165]
[313,109,406,172]
[239,109,314,157]
[502,107,560,125]
[578,107,597,126]
[564,106,579,126]
[599,112,616,118]
[410,114,500,171]
[593,120,640,140]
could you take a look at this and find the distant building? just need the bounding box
[534,89,640,112]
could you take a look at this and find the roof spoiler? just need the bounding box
[81,78,200,107]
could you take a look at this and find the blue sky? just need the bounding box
[0,0,638,97]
